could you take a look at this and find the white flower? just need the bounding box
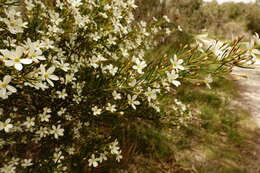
[24,0,35,11]
[50,125,64,139]
[0,75,17,99]
[42,38,54,49]
[24,38,44,51]
[57,108,66,116]
[109,140,120,154]
[21,159,33,167]
[56,89,68,99]
[36,127,49,138]
[89,54,107,68]
[128,79,137,87]
[127,94,140,110]
[2,9,27,34]
[116,151,123,162]
[106,103,117,113]
[68,0,83,7]
[49,11,63,25]
[23,117,35,129]
[28,47,45,63]
[0,118,13,133]
[103,64,118,76]
[53,151,64,163]
[56,60,70,72]
[127,0,138,8]
[1,46,32,71]
[65,73,76,84]
[195,34,230,60]
[92,106,102,116]
[39,113,51,122]
[40,65,59,87]
[9,157,19,166]
[67,147,75,155]
[149,102,160,112]
[163,15,170,23]
[144,87,157,102]
[88,154,99,167]
[112,91,122,100]
[0,164,16,173]
[253,32,260,45]
[98,153,108,162]
[166,71,181,87]
[211,41,230,60]
[107,35,117,45]
[132,58,147,74]
[43,107,51,114]
[170,55,184,71]
[245,40,260,59]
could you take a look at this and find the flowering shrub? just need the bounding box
[0,0,259,172]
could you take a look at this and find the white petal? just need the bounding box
[47,79,54,87]
[0,122,4,130]
[172,80,181,87]
[0,88,8,99]
[47,66,55,74]
[135,101,140,105]
[4,60,14,67]
[49,75,59,81]
[38,56,46,60]
[3,75,11,84]
[21,58,32,64]
[6,119,11,123]
[0,88,7,96]
[252,49,260,55]
[40,64,45,74]
[0,49,10,57]
[14,63,23,71]
[7,85,17,93]
[16,46,25,57]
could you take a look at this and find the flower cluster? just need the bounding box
[0,0,257,172]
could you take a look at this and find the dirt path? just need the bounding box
[232,60,260,173]
[233,60,260,127]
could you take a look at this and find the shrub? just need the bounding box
[0,0,258,172]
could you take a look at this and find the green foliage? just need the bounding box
[173,77,251,172]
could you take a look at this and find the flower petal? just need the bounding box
[172,80,181,87]
[49,75,59,81]
[16,46,25,57]
[3,75,11,84]
[0,88,7,96]
[7,85,17,93]
[47,66,55,74]
[40,64,45,74]
[252,49,260,55]
[21,58,32,64]
[47,79,54,87]
[4,60,14,67]
[14,63,23,71]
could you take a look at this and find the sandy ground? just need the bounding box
[232,59,260,173]
[232,59,260,127]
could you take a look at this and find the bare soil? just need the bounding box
[232,60,260,173]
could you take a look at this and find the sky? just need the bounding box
[204,0,255,3]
